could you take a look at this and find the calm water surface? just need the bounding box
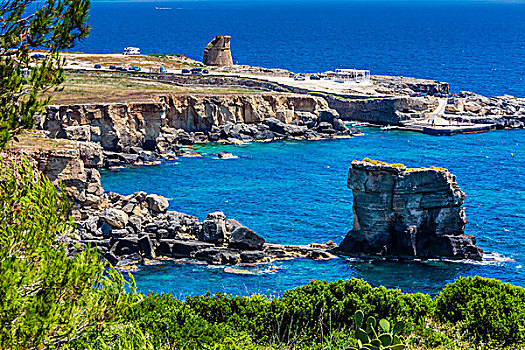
[77,1,525,97]
[101,127,525,296]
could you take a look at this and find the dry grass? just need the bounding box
[45,72,261,104]
[7,130,76,151]
[58,51,208,71]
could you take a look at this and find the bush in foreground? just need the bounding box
[435,276,525,345]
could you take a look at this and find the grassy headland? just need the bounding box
[45,72,261,104]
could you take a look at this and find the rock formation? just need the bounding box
[3,134,337,267]
[443,92,525,129]
[323,95,439,125]
[39,93,359,163]
[203,36,233,67]
[338,159,483,260]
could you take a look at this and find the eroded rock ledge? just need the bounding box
[338,159,483,260]
[40,93,360,156]
[3,137,337,268]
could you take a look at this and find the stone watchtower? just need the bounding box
[203,36,234,67]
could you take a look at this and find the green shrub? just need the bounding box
[435,276,525,345]
[268,279,433,344]
[0,158,133,349]
[115,292,241,349]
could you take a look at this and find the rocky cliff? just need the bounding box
[2,136,106,221]
[444,92,525,129]
[203,36,233,67]
[40,93,354,155]
[338,159,483,260]
[371,75,450,95]
[323,95,439,125]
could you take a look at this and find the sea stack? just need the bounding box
[338,159,483,260]
[203,36,234,67]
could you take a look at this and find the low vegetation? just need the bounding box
[358,158,447,172]
[1,160,524,350]
[45,72,262,104]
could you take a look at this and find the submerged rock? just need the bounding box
[338,159,483,260]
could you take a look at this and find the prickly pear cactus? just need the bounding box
[346,310,406,350]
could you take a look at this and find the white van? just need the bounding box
[123,47,140,55]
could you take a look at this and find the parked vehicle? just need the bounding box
[129,66,141,71]
[289,72,295,78]
[294,74,306,81]
[94,64,101,69]
[181,69,191,75]
[31,53,46,60]
[202,69,209,74]
[123,47,140,55]
[109,65,116,70]
[309,74,320,80]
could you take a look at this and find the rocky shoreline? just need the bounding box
[3,132,340,269]
[5,67,500,268]
[39,93,361,169]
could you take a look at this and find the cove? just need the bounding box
[101,127,525,296]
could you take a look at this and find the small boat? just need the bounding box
[347,122,368,127]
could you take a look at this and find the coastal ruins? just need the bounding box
[338,159,483,260]
[203,36,233,67]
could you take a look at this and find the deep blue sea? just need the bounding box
[87,0,525,296]
[101,128,525,296]
[77,0,525,97]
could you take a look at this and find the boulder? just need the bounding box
[263,118,287,134]
[145,194,169,213]
[99,208,129,229]
[333,118,349,132]
[317,122,336,134]
[229,226,265,250]
[191,247,241,265]
[200,212,228,243]
[110,237,139,256]
[240,250,269,263]
[138,235,155,259]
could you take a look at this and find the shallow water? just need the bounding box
[101,127,525,296]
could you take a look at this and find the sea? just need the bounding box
[80,0,525,296]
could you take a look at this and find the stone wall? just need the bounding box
[338,159,483,260]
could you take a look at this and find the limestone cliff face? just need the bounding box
[41,94,337,151]
[324,96,439,125]
[339,160,483,260]
[43,103,166,152]
[160,94,331,131]
[3,139,107,220]
[203,36,233,67]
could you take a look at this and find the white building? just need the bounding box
[123,47,140,55]
[334,68,370,84]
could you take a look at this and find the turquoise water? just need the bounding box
[101,127,525,296]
